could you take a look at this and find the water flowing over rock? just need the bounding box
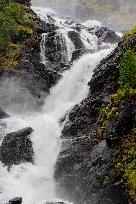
[54,23,136,204]
[0,4,133,204]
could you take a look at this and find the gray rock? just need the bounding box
[9,197,22,204]
[0,127,34,167]
[0,107,9,119]
[95,27,121,44]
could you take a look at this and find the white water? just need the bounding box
[0,7,114,204]
[40,33,47,65]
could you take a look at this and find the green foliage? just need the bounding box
[116,129,136,202]
[119,50,136,89]
[0,0,23,52]
[123,26,136,42]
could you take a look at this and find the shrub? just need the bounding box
[0,0,23,52]
[119,50,136,89]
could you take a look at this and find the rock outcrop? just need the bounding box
[0,107,9,119]
[8,197,22,204]
[95,27,121,44]
[0,127,34,167]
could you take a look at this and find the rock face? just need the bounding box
[95,27,121,44]
[0,107,9,119]
[105,97,136,145]
[55,140,128,204]
[0,127,33,167]
[55,32,136,203]
[68,31,84,50]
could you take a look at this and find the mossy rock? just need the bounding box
[115,129,136,203]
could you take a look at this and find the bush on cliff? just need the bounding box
[0,0,23,52]
[119,50,136,89]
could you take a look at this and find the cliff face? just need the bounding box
[55,28,136,204]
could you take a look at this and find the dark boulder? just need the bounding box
[0,127,34,167]
[13,0,30,5]
[0,107,9,119]
[9,197,22,204]
[95,27,121,44]
[68,31,84,50]
[95,27,109,38]
[71,49,85,62]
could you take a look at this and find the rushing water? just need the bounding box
[0,7,115,204]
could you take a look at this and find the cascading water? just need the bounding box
[40,33,47,65]
[0,6,115,204]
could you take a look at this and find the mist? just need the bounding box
[31,0,136,31]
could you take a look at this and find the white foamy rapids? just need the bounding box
[40,33,47,65]
[31,6,56,22]
[59,29,75,62]
[0,46,114,204]
[82,19,102,29]
[80,29,98,50]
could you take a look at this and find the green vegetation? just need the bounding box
[116,129,136,202]
[94,28,136,202]
[0,0,37,70]
[119,50,136,89]
[0,0,23,52]
[123,26,136,42]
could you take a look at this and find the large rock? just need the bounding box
[0,107,9,119]
[0,127,34,167]
[44,29,68,64]
[68,30,84,50]
[9,197,22,204]
[95,27,121,44]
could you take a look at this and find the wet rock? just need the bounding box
[95,27,121,44]
[106,98,136,145]
[71,49,85,62]
[68,31,84,50]
[45,30,67,64]
[0,107,9,119]
[0,127,34,167]
[1,34,61,107]
[95,27,109,38]
[55,140,128,204]
[9,197,22,204]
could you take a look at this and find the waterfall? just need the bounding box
[40,33,47,65]
[0,6,115,204]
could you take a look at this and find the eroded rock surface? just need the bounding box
[0,127,33,167]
